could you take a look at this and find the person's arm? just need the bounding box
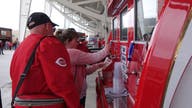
[86,62,105,75]
[38,37,80,108]
[68,44,110,65]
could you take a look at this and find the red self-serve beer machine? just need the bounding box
[96,0,192,108]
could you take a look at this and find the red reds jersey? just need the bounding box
[10,34,80,108]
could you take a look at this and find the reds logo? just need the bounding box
[55,57,67,67]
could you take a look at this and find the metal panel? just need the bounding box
[163,17,192,108]
[19,0,32,42]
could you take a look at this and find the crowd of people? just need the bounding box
[0,39,19,55]
[10,12,110,108]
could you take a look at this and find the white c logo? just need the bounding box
[55,57,67,67]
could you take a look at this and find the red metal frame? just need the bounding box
[135,0,192,108]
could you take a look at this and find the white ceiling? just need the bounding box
[19,0,111,41]
[47,0,111,33]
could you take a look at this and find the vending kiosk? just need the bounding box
[96,0,192,108]
[97,0,149,107]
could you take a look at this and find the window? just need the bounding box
[120,7,128,41]
[112,18,118,40]
[1,30,6,36]
[135,0,157,41]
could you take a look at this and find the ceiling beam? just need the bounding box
[74,0,102,5]
[50,2,98,33]
[84,6,101,14]
[52,0,109,23]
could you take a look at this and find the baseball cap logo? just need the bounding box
[28,21,35,27]
[55,57,67,67]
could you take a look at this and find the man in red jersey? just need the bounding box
[10,12,80,108]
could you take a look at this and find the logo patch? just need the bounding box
[55,57,67,67]
[28,21,35,27]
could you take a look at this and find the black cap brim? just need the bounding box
[51,22,58,27]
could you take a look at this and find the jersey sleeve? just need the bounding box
[37,37,80,108]
[68,46,109,65]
